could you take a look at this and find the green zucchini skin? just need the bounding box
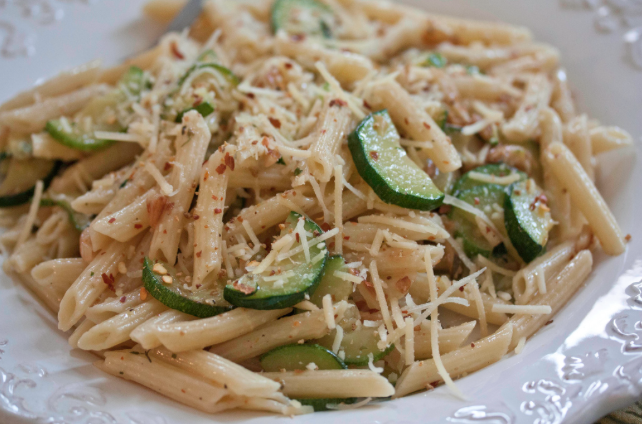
[504,180,552,263]
[143,257,232,318]
[348,110,444,211]
[271,0,334,38]
[452,163,526,197]
[0,159,61,207]
[44,120,116,151]
[316,325,394,366]
[224,212,328,310]
[177,63,239,88]
[260,343,347,372]
[174,101,215,123]
[296,397,359,412]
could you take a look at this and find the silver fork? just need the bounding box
[165,0,204,34]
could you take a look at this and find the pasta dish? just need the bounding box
[0,0,633,415]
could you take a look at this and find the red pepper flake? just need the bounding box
[108,218,116,224]
[237,217,244,223]
[329,99,348,107]
[246,92,255,99]
[212,195,218,200]
[193,215,200,220]
[170,41,184,59]
[164,162,172,171]
[224,152,235,171]
[438,205,452,214]
[343,236,350,240]
[404,118,409,125]
[134,224,143,229]
[196,251,202,258]
[203,170,209,182]
[423,122,431,130]
[545,320,554,326]
[295,233,300,242]
[140,287,148,301]
[291,34,306,42]
[474,197,480,205]
[626,234,632,242]
[214,208,222,214]
[363,99,372,109]
[268,117,282,129]
[471,343,475,348]
[284,62,293,69]
[101,273,115,291]
[320,222,331,232]
[459,286,465,292]
[369,151,379,160]
[232,280,255,295]
[119,296,126,303]
[216,164,226,174]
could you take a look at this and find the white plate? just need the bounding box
[1,1,641,423]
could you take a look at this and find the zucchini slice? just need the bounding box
[143,258,232,318]
[260,343,347,372]
[40,198,91,232]
[317,325,393,366]
[449,184,507,258]
[224,212,328,310]
[271,0,335,38]
[309,255,352,308]
[504,179,554,263]
[452,163,526,196]
[348,110,444,211]
[46,66,147,151]
[0,158,60,207]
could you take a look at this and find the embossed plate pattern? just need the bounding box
[1,0,641,423]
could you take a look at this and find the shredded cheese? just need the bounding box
[424,249,466,400]
[309,174,331,224]
[331,325,344,353]
[369,229,385,257]
[404,316,415,365]
[241,220,261,254]
[367,353,384,374]
[468,282,488,337]
[467,171,522,186]
[144,162,174,196]
[16,180,44,248]
[491,304,552,315]
[333,270,363,284]
[322,294,336,330]
[277,228,339,261]
[390,297,406,329]
[334,165,343,254]
[369,260,394,334]
[476,255,516,277]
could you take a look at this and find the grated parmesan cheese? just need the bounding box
[331,325,344,353]
[144,162,175,196]
[404,316,415,365]
[367,353,384,374]
[424,249,466,400]
[16,180,44,248]
[369,260,394,334]
[334,165,343,255]
[322,294,336,330]
[467,171,522,186]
